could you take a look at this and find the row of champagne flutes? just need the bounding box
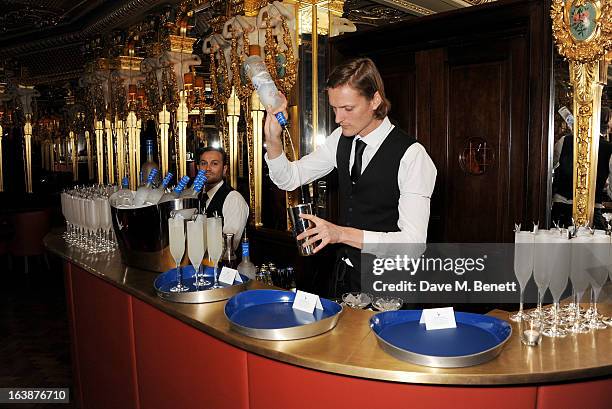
[61,185,118,253]
[167,212,224,292]
[513,225,612,340]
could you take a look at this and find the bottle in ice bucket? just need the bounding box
[145,172,173,205]
[158,175,190,203]
[243,46,288,128]
[179,169,207,199]
[133,168,159,206]
[220,233,239,270]
[237,232,256,280]
[111,176,134,207]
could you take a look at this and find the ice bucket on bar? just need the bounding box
[110,198,199,272]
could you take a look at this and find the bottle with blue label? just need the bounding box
[179,170,207,199]
[145,172,174,205]
[243,55,288,128]
[110,176,134,208]
[237,232,256,280]
[133,168,159,206]
[158,175,191,204]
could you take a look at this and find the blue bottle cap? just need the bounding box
[162,172,173,187]
[275,112,288,128]
[147,168,159,183]
[121,177,129,188]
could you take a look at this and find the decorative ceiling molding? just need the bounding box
[0,0,177,57]
[371,0,434,16]
[344,0,416,26]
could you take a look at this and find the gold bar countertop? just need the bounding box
[44,233,612,386]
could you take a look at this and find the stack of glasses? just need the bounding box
[60,185,118,253]
[512,225,611,344]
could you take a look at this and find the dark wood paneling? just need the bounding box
[329,0,551,243]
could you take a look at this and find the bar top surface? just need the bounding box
[45,233,612,386]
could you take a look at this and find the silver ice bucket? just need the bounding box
[111,198,200,272]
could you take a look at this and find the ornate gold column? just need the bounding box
[69,131,78,181]
[176,92,189,178]
[570,61,607,225]
[24,115,33,193]
[159,105,171,177]
[250,92,264,226]
[126,111,140,189]
[551,0,612,226]
[95,119,105,184]
[85,131,93,180]
[115,118,126,181]
[227,87,240,188]
[104,117,114,184]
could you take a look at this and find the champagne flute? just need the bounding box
[168,217,188,292]
[586,231,609,329]
[187,215,209,288]
[569,230,592,333]
[543,232,569,337]
[510,230,534,322]
[207,216,223,288]
[533,230,554,324]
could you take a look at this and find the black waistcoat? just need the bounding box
[203,181,234,219]
[335,126,416,268]
[553,135,612,204]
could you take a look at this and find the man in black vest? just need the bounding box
[197,146,249,250]
[264,58,437,294]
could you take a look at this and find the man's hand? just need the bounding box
[263,92,289,159]
[296,213,364,253]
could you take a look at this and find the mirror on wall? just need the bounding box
[551,51,612,230]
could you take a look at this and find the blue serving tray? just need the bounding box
[370,310,512,368]
[225,289,343,340]
[154,265,249,303]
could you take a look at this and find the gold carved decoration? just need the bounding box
[264,16,298,96]
[551,0,612,226]
[551,0,612,63]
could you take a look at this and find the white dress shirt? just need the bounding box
[265,117,437,252]
[205,180,249,249]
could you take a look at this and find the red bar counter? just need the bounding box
[46,234,612,409]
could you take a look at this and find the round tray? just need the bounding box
[225,289,344,341]
[154,265,249,303]
[370,310,512,368]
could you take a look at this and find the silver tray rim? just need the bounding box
[155,277,250,304]
[225,292,345,341]
[370,313,512,368]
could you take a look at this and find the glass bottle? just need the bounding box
[220,233,239,270]
[237,233,257,280]
[141,139,159,185]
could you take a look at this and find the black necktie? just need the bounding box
[199,191,209,212]
[351,138,367,184]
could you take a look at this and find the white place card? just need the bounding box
[419,307,457,330]
[218,267,243,285]
[292,290,323,314]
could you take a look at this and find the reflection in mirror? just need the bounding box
[551,52,612,230]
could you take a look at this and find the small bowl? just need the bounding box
[372,297,403,312]
[342,292,373,309]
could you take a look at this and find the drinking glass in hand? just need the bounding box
[511,231,535,322]
[168,217,188,292]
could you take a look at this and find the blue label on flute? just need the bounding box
[275,112,288,128]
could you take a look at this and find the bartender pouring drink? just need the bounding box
[263,57,437,294]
